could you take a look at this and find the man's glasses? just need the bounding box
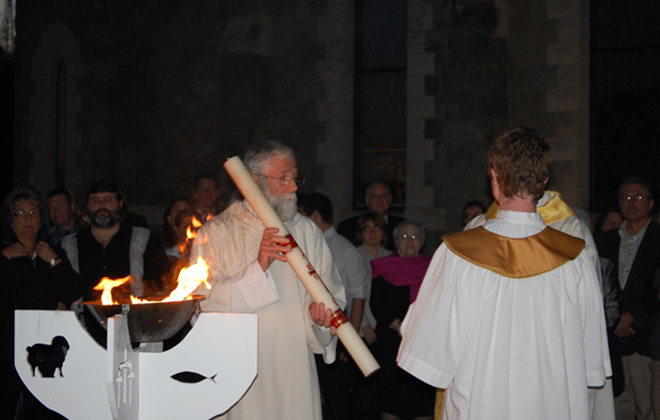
[620,194,648,203]
[14,210,40,219]
[253,173,306,187]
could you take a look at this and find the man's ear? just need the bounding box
[543,177,549,187]
[488,168,498,186]
[251,173,261,185]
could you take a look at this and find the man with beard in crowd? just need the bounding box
[191,140,345,420]
[61,179,168,311]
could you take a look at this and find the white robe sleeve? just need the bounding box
[229,260,280,312]
[397,245,478,388]
[575,252,612,386]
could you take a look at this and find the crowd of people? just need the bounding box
[3,130,660,420]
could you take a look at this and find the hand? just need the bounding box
[310,302,337,335]
[257,228,292,271]
[36,241,59,265]
[362,325,377,345]
[615,326,635,337]
[1,242,30,259]
[614,312,635,337]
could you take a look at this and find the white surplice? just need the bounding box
[397,211,611,420]
[191,201,345,420]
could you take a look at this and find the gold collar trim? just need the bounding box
[442,226,585,278]
[485,191,577,225]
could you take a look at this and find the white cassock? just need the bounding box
[466,191,615,420]
[397,211,611,420]
[191,201,346,420]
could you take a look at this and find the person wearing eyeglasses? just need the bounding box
[0,188,81,420]
[369,220,434,420]
[337,181,406,251]
[192,173,224,222]
[596,176,660,420]
[190,140,345,420]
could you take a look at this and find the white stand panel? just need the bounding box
[15,310,257,420]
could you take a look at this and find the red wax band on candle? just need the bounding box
[285,234,299,249]
[330,309,349,329]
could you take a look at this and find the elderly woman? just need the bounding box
[370,220,434,420]
[0,188,80,419]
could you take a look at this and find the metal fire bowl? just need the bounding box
[83,295,204,343]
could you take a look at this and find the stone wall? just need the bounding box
[13,0,591,247]
[508,0,590,210]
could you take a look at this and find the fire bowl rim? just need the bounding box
[83,295,204,343]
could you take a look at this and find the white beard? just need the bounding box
[260,181,297,222]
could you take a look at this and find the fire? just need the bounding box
[179,215,202,254]
[94,276,132,305]
[94,257,211,305]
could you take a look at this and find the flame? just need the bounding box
[186,225,196,240]
[93,257,211,305]
[94,276,131,305]
[179,216,201,254]
[163,256,211,301]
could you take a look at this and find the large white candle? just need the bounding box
[224,156,380,377]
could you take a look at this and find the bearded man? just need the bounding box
[61,179,168,302]
[191,140,345,420]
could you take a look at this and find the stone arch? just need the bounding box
[28,21,82,200]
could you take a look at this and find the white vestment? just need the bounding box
[398,211,611,420]
[192,201,345,420]
[466,191,615,420]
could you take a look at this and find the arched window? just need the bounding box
[54,56,67,187]
[354,0,407,209]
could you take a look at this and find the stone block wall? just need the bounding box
[509,0,590,210]
[13,0,591,241]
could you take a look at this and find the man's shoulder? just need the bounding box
[442,226,585,278]
[464,213,487,230]
[326,229,359,253]
[200,202,253,233]
[646,219,660,235]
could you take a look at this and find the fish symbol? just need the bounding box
[171,371,218,384]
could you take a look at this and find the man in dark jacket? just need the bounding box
[596,176,660,420]
[337,181,405,250]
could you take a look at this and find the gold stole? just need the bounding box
[442,226,584,278]
[484,190,577,225]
